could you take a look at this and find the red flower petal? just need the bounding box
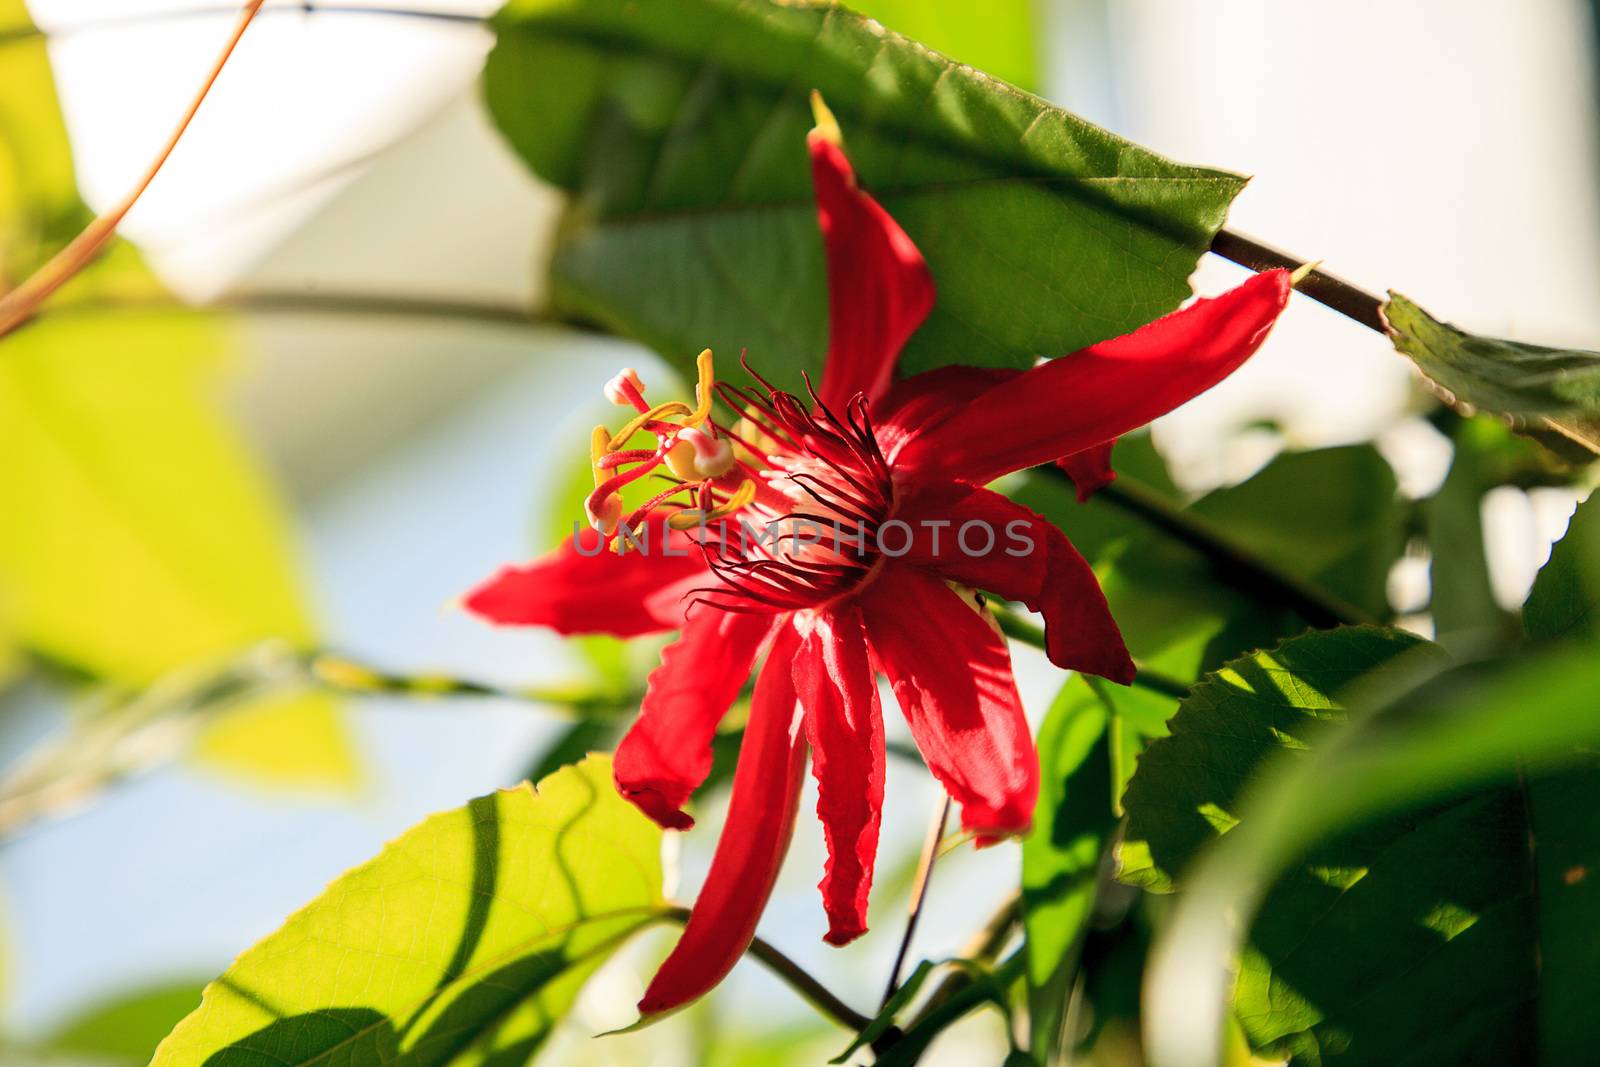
[462,515,707,637]
[859,562,1038,839]
[890,270,1292,487]
[793,604,884,946]
[1057,440,1117,502]
[896,485,1134,684]
[614,610,779,830]
[871,365,1019,464]
[810,133,935,410]
[638,622,809,1017]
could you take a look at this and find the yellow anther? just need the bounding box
[809,90,842,147]
[684,348,716,427]
[589,425,610,488]
[606,400,693,452]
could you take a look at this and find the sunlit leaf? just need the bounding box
[1384,292,1600,459]
[485,0,1244,392]
[153,755,664,1066]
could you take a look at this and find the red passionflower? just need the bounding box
[465,101,1291,1018]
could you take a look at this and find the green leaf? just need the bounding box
[1021,677,1118,1063]
[1384,292,1600,458]
[1118,626,1438,895]
[152,755,664,1066]
[1131,627,1600,1066]
[485,0,1244,392]
[849,0,1038,91]
[1524,488,1600,642]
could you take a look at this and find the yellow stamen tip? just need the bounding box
[809,90,842,147]
[684,348,716,427]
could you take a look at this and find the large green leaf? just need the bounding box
[1021,677,1118,1063]
[485,0,1244,391]
[153,755,664,1066]
[0,2,351,785]
[1384,292,1600,459]
[1129,625,1600,1066]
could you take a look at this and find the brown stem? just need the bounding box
[0,0,266,337]
[881,794,953,1008]
[1211,228,1387,334]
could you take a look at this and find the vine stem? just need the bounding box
[1210,228,1388,334]
[0,0,267,337]
[656,905,873,1032]
[1081,472,1376,628]
[881,794,953,1008]
[0,642,641,841]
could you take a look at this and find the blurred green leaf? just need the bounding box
[0,1,351,785]
[485,0,1244,392]
[850,0,1038,91]
[152,755,664,1066]
[1021,677,1117,1063]
[42,980,207,1064]
[1134,623,1600,1065]
[1385,292,1600,459]
[1423,417,1516,648]
[1524,489,1600,642]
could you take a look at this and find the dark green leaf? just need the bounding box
[1119,626,1437,894]
[1524,489,1600,642]
[1131,628,1600,1066]
[486,0,1244,391]
[152,756,663,1066]
[1021,678,1118,1063]
[1384,292,1600,458]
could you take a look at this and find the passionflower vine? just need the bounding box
[465,97,1291,1018]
